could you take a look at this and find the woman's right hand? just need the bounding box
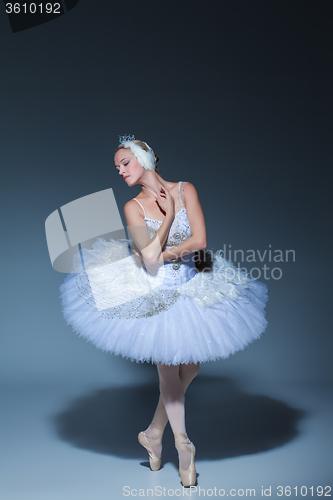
[154,185,175,217]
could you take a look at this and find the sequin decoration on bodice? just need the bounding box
[145,208,191,249]
[143,182,192,251]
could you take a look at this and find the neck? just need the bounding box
[139,171,168,197]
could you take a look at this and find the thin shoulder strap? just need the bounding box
[132,198,146,219]
[178,181,187,208]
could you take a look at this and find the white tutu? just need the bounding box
[59,183,268,365]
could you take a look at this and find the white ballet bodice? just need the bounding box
[138,182,197,288]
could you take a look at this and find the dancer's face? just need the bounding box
[114,148,145,186]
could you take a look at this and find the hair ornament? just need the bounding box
[118,134,156,172]
[119,134,135,144]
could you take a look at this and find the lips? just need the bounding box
[123,175,130,180]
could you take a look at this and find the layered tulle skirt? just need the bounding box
[59,238,268,365]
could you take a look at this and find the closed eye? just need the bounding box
[115,160,130,169]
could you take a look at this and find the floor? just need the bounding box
[1,377,332,500]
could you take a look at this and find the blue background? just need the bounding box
[0,1,332,498]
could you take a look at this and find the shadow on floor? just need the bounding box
[51,375,305,468]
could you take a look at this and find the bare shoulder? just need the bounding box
[182,181,206,245]
[183,182,199,201]
[124,198,145,224]
[124,198,139,214]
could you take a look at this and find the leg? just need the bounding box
[149,362,200,431]
[179,362,200,393]
[156,362,199,472]
[141,363,200,465]
[157,363,185,435]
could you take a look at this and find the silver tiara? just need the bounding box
[119,134,135,144]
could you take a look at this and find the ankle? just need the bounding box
[174,432,188,441]
[143,423,164,440]
[150,423,164,433]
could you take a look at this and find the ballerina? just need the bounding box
[59,135,269,487]
[116,137,205,487]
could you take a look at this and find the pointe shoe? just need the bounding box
[138,425,163,471]
[174,432,197,487]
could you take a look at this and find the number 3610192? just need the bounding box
[5,3,61,14]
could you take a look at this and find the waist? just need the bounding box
[164,251,196,268]
[141,253,197,287]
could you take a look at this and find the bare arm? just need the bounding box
[124,186,175,264]
[161,182,207,261]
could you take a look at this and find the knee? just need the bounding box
[180,361,200,379]
[157,363,180,382]
[188,361,200,373]
[190,362,200,378]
